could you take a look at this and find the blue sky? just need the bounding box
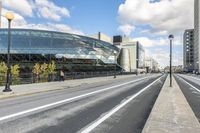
[27,0,124,36]
[1,0,194,67]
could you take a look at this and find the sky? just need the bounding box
[0,0,194,68]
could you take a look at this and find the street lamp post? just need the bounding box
[168,34,174,87]
[3,12,14,92]
[136,59,139,75]
[196,61,199,74]
[114,51,117,78]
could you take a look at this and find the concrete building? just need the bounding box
[183,29,195,72]
[194,0,200,72]
[113,35,146,72]
[89,32,112,44]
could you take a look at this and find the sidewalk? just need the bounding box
[0,74,138,99]
[142,76,200,133]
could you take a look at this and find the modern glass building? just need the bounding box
[0,29,120,72]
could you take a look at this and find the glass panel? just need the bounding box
[0,29,120,64]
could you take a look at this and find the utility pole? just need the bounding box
[168,34,174,87]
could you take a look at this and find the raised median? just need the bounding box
[142,75,200,133]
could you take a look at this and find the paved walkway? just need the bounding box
[142,76,200,133]
[0,74,138,99]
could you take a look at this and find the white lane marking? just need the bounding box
[0,75,158,122]
[177,75,200,93]
[180,74,200,81]
[80,75,164,133]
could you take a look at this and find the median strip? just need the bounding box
[142,75,200,133]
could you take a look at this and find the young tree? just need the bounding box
[0,62,20,85]
[40,63,48,81]
[47,61,56,74]
[11,64,20,77]
[0,62,7,85]
[0,62,7,76]
[11,64,20,85]
[32,63,41,82]
[47,61,56,81]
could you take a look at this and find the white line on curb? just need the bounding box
[177,75,200,93]
[0,75,158,122]
[80,75,164,133]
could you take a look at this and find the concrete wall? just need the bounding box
[120,48,131,72]
[121,43,137,72]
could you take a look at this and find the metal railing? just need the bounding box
[0,71,136,86]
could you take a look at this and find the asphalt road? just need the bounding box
[175,74,200,122]
[0,74,166,133]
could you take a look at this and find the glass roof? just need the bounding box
[0,29,120,64]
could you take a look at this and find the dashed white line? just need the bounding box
[80,75,164,133]
[0,75,158,122]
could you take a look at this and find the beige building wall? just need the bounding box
[120,48,131,72]
[121,43,137,72]
[89,32,112,44]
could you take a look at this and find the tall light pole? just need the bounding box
[3,12,14,92]
[114,51,117,78]
[169,34,174,87]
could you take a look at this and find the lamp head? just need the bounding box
[168,34,174,40]
[113,51,118,55]
[5,12,14,21]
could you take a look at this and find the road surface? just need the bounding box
[0,74,166,133]
[175,74,200,122]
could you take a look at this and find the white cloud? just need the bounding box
[2,0,33,16]
[1,9,27,27]
[35,0,70,21]
[149,48,182,67]
[25,23,84,35]
[1,9,83,35]
[133,35,182,47]
[118,0,194,35]
[132,35,183,67]
[1,0,70,21]
[132,37,168,47]
[117,0,188,67]
[117,24,135,36]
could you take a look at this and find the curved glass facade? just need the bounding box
[0,29,119,64]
